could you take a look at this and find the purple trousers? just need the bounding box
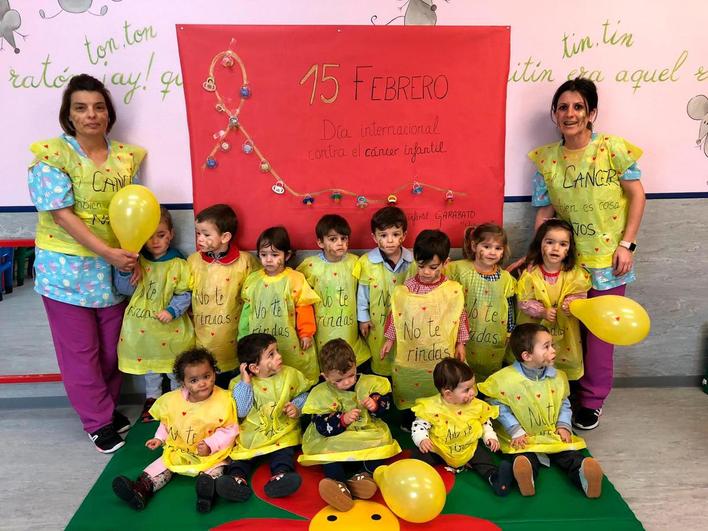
[575,284,626,409]
[42,297,126,433]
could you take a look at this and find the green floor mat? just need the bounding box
[67,419,643,530]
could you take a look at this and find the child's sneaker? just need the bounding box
[112,473,154,510]
[513,455,535,496]
[215,474,252,502]
[263,471,302,498]
[88,424,124,454]
[112,410,131,434]
[196,473,216,513]
[346,472,377,499]
[573,407,602,430]
[488,460,513,497]
[318,478,354,512]
[140,398,157,423]
[579,457,603,498]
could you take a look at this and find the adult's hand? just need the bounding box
[612,245,634,277]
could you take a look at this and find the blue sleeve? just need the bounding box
[357,284,371,322]
[232,381,253,418]
[620,162,641,180]
[166,292,191,318]
[369,392,392,418]
[557,397,572,428]
[312,412,347,437]
[113,269,136,296]
[291,392,308,411]
[28,163,75,211]
[489,399,522,434]
[530,171,551,207]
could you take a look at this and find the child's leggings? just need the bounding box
[144,457,226,491]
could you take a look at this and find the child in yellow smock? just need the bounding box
[411,358,513,496]
[188,204,260,388]
[381,229,468,429]
[115,207,194,422]
[216,333,310,502]
[298,339,401,512]
[517,219,591,380]
[353,206,414,376]
[446,223,516,382]
[112,348,238,513]
[239,226,320,386]
[298,214,371,368]
[478,324,604,498]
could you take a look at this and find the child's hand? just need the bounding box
[359,321,372,338]
[455,343,467,362]
[380,339,394,360]
[511,434,528,449]
[155,309,173,323]
[239,362,252,385]
[129,262,143,285]
[485,438,500,452]
[341,408,361,426]
[300,336,313,350]
[556,427,572,442]
[196,441,211,456]
[361,396,378,412]
[283,401,300,419]
[145,438,163,450]
[419,438,434,454]
[544,307,557,323]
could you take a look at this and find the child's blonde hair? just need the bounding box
[462,223,510,263]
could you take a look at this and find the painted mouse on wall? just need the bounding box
[687,95,708,158]
[39,0,122,19]
[0,0,25,54]
[371,0,449,26]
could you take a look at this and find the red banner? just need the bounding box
[177,25,509,249]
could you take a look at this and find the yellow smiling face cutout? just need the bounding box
[309,500,400,531]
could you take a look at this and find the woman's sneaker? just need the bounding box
[88,424,124,453]
[113,410,131,434]
[573,408,602,430]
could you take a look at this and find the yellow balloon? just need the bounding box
[108,185,161,253]
[569,295,650,346]
[373,459,446,523]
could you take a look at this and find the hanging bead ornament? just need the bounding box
[242,141,254,154]
[220,141,231,152]
[228,115,240,128]
[302,194,314,206]
[206,157,218,169]
[240,85,251,98]
[412,182,424,195]
[221,54,235,68]
[260,160,271,172]
[331,191,342,203]
[356,195,369,208]
[387,194,398,204]
[213,129,226,140]
[272,181,285,194]
[445,190,455,203]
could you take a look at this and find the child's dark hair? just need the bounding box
[158,206,173,231]
[316,214,351,240]
[238,333,277,367]
[173,347,218,382]
[509,323,550,362]
[525,219,577,271]
[371,205,407,233]
[318,339,355,374]
[257,226,294,262]
[462,223,509,262]
[195,204,238,236]
[414,229,450,263]
[433,358,474,392]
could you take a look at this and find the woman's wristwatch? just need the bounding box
[619,240,637,252]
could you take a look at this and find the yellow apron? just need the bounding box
[352,254,415,376]
[241,268,321,386]
[118,254,195,374]
[516,266,591,380]
[478,366,586,454]
[227,365,310,460]
[30,138,145,256]
[529,134,642,268]
[149,386,237,476]
[446,261,516,381]
[297,255,371,366]
[188,251,259,372]
[298,374,401,465]
[411,394,498,468]
[390,281,464,410]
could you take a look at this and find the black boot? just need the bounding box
[112,473,154,510]
[196,473,216,513]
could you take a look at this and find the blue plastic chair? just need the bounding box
[0,247,14,301]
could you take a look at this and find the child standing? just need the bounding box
[115,207,194,422]
[239,227,320,386]
[478,324,603,498]
[446,224,516,382]
[297,215,371,367]
[188,204,260,386]
[217,333,310,502]
[411,358,513,496]
[353,206,414,376]
[112,348,238,513]
[298,339,401,512]
[517,219,591,380]
[381,230,468,420]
